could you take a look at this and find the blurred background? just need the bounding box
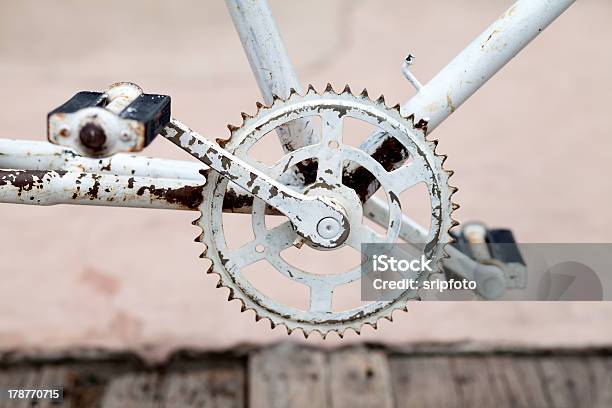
[0,0,611,360]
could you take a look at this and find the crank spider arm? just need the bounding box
[161,120,349,248]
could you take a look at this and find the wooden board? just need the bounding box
[446,356,503,407]
[160,360,245,408]
[0,346,611,407]
[586,356,612,407]
[0,365,75,408]
[249,344,328,408]
[100,371,161,407]
[483,356,552,408]
[390,356,460,408]
[329,348,393,408]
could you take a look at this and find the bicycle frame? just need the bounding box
[0,0,575,288]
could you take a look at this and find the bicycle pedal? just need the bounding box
[47,82,171,157]
[451,222,527,289]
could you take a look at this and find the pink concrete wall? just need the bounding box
[0,0,611,359]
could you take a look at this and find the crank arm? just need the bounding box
[161,119,349,248]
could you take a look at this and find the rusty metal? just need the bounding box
[196,86,456,336]
[0,169,204,210]
[400,0,575,132]
[0,139,277,214]
[344,0,576,192]
[226,0,318,153]
[162,118,350,249]
[48,83,144,157]
[0,0,577,335]
[340,0,576,204]
[0,139,203,180]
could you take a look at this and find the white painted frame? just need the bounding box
[0,0,576,297]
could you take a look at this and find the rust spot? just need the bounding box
[221,188,281,215]
[446,90,456,114]
[388,191,400,206]
[341,136,408,202]
[415,118,429,131]
[221,156,233,171]
[295,159,317,184]
[0,170,66,195]
[481,29,500,49]
[309,181,336,191]
[162,185,205,209]
[223,188,254,210]
[85,174,102,199]
[246,172,257,188]
[136,184,205,210]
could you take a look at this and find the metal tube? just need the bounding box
[225,0,317,151]
[345,0,575,207]
[401,0,575,131]
[0,139,273,213]
[0,139,203,181]
[0,0,576,247]
[0,170,204,210]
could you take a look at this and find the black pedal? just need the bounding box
[450,223,526,266]
[450,222,527,289]
[48,82,171,157]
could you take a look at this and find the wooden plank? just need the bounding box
[66,360,138,407]
[249,344,328,408]
[67,364,112,408]
[160,360,245,408]
[539,356,599,408]
[446,356,502,408]
[390,356,460,408]
[0,348,609,408]
[390,355,556,408]
[329,348,393,408]
[100,371,160,408]
[0,367,73,408]
[0,367,38,408]
[586,356,612,408]
[0,365,73,408]
[484,356,552,408]
[35,365,75,407]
